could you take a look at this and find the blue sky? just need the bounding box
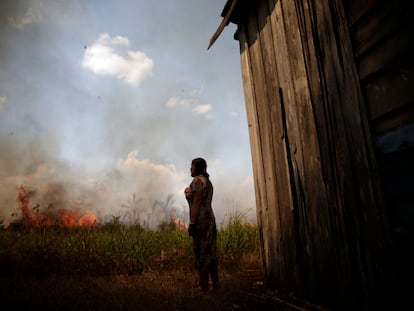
[0,0,255,226]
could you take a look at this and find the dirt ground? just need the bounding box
[0,265,312,311]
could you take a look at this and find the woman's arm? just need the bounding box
[189,178,203,224]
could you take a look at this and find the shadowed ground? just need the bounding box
[0,266,282,311]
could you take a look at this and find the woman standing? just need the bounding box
[185,158,219,292]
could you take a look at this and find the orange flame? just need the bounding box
[173,217,188,231]
[78,211,97,227]
[58,209,80,228]
[15,185,99,229]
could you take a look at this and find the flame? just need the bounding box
[14,185,98,228]
[58,209,80,228]
[36,211,55,227]
[172,217,188,231]
[78,211,97,227]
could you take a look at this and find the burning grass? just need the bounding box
[0,186,275,310]
[1,185,259,277]
[0,213,267,310]
[0,213,259,277]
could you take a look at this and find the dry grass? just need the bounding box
[0,256,279,311]
[0,216,290,310]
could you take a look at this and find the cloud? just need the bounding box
[166,92,213,117]
[0,140,255,225]
[116,150,188,200]
[82,33,153,86]
[7,3,43,30]
[0,147,190,226]
[0,96,5,112]
[118,150,180,180]
[192,104,212,115]
[166,97,195,108]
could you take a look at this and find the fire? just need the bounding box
[165,210,187,231]
[78,211,97,227]
[172,217,188,231]
[14,185,98,229]
[58,209,80,228]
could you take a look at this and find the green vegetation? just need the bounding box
[0,211,259,277]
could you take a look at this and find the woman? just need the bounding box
[185,158,219,292]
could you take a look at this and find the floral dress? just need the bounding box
[185,175,217,270]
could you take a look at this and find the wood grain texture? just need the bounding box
[235,0,392,308]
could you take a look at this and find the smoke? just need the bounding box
[0,137,190,227]
[0,96,5,112]
[0,133,256,227]
[0,0,257,227]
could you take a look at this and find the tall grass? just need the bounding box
[0,211,259,277]
[217,209,259,268]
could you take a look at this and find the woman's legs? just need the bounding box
[209,261,219,289]
[198,267,209,292]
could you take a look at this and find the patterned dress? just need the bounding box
[185,175,217,270]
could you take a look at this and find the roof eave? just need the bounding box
[208,0,248,50]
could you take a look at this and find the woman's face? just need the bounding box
[190,164,196,177]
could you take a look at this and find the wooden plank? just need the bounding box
[234,0,392,308]
[343,0,378,28]
[257,0,299,292]
[254,0,283,287]
[244,9,285,288]
[279,0,335,299]
[300,1,368,304]
[238,26,269,279]
[243,26,276,282]
[266,0,306,294]
[207,0,238,50]
[350,0,413,57]
[302,1,390,308]
[357,19,414,80]
[290,1,347,302]
[364,57,414,120]
[372,102,414,135]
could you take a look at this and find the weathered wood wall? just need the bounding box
[345,0,414,135]
[232,0,392,309]
[344,0,414,303]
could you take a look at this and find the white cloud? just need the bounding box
[229,111,238,117]
[0,148,191,225]
[117,150,187,196]
[0,96,6,112]
[166,96,198,108]
[7,4,43,30]
[118,150,178,177]
[192,104,212,115]
[166,91,213,117]
[115,151,191,221]
[82,33,153,87]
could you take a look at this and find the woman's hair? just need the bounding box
[192,158,209,178]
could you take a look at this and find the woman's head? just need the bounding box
[191,158,209,178]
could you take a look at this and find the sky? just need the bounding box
[0,0,256,227]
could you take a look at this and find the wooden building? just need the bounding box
[210,0,414,309]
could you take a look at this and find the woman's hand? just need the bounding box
[184,187,192,199]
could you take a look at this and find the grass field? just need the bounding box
[0,212,285,310]
[0,210,259,275]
